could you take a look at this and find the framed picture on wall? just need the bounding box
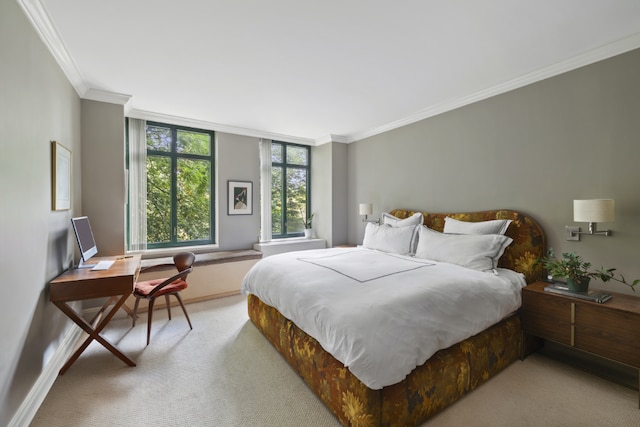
[228,180,253,215]
[52,141,71,211]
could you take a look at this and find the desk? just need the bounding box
[50,255,141,374]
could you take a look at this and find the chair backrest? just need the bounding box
[174,252,196,273]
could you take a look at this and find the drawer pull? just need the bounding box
[571,302,575,323]
[570,303,575,346]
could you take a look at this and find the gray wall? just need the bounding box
[216,132,261,249]
[331,143,349,246]
[81,99,127,256]
[1,1,81,424]
[348,47,640,296]
[311,142,348,247]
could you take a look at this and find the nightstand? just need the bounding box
[522,281,640,407]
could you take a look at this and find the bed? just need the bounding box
[242,209,545,426]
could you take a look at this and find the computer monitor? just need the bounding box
[71,216,99,268]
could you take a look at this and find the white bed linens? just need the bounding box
[241,247,526,390]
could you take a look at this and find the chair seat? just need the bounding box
[134,278,188,297]
[132,251,195,345]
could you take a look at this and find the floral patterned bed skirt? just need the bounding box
[248,294,523,426]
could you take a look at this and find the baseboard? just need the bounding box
[8,326,83,427]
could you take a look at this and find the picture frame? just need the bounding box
[228,180,253,215]
[52,141,71,211]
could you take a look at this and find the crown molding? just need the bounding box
[83,88,132,106]
[315,134,351,145]
[20,0,640,146]
[350,31,640,142]
[127,109,316,146]
[17,0,88,97]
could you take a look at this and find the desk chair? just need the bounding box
[132,252,195,345]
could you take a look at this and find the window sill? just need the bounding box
[128,244,220,260]
[139,249,262,270]
[253,238,326,257]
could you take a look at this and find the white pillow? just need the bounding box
[415,226,513,271]
[381,212,423,254]
[443,217,512,235]
[382,212,424,228]
[362,222,419,256]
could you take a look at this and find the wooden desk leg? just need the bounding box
[55,293,136,375]
[92,296,136,324]
[89,297,116,326]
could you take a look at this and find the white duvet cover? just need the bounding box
[241,247,526,390]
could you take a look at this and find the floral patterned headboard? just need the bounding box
[389,209,547,284]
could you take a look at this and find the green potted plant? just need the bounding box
[303,212,314,238]
[537,248,638,293]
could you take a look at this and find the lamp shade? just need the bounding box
[359,203,373,216]
[574,199,615,223]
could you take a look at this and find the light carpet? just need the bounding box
[31,295,638,426]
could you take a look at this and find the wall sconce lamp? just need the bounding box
[359,203,380,224]
[566,199,614,241]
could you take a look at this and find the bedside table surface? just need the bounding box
[525,281,640,313]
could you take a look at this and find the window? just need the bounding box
[127,120,215,249]
[271,141,310,238]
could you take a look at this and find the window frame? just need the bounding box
[126,119,216,250]
[271,141,311,239]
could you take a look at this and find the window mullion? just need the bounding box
[282,163,288,235]
[171,128,178,244]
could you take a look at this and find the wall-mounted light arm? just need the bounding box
[566,199,614,241]
[359,203,380,224]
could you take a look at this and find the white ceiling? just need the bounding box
[21,0,640,144]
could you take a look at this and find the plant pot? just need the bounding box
[566,277,590,293]
[304,229,312,238]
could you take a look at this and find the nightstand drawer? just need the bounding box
[522,289,572,345]
[575,304,640,367]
